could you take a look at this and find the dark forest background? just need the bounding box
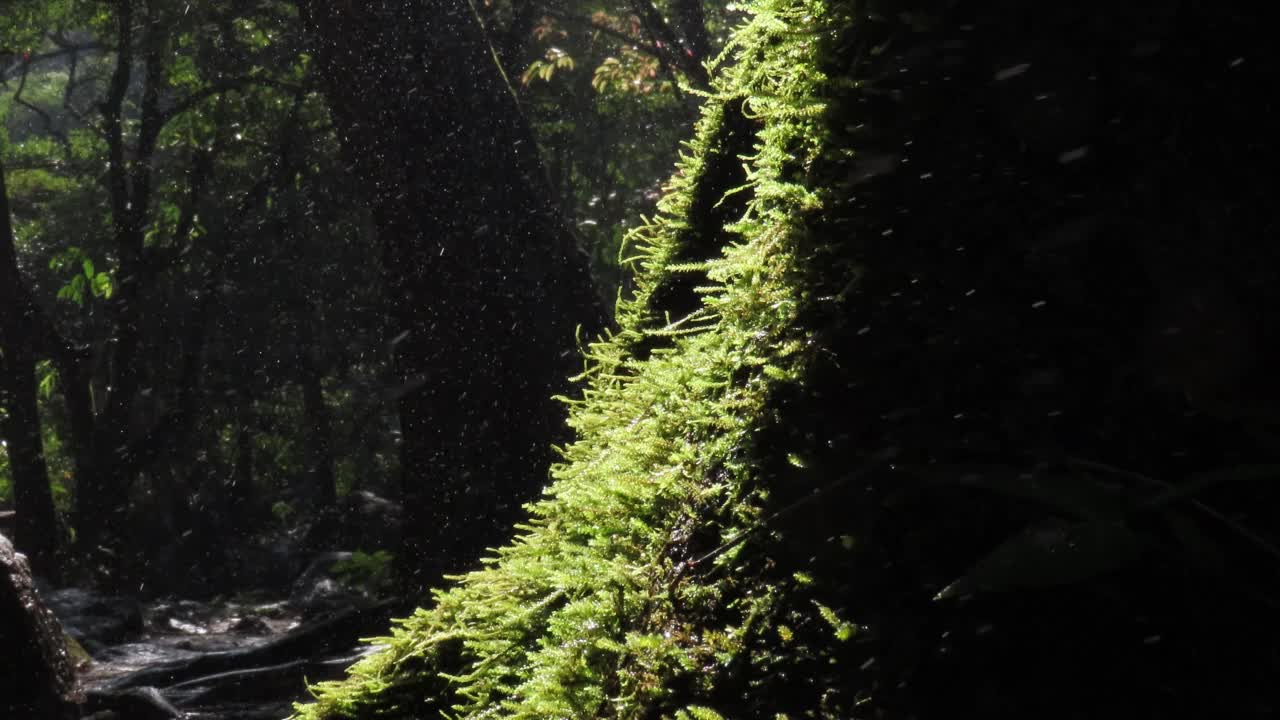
[1,0,730,594]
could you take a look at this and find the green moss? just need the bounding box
[296,0,1280,715]
[291,0,852,717]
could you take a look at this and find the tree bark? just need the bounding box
[296,0,609,591]
[671,0,712,63]
[629,0,711,87]
[299,354,336,509]
[73,0,169,569]
[0,157,61,580]
[229,389,255,527]
[492,0,539,76]
[1,533,77,719]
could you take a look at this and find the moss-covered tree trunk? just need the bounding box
[293,1,1280,718]
[296,0,608,591]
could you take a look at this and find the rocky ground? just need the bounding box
[53,574,398,719]
[4,491,406,719]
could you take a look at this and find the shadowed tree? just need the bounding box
[0,156,61,579]
[295,0,609,591]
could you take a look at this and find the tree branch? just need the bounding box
[627,0,708,87]
[535,4,707,90]
[537,9,666,62]
[161,76,304,125]
[11,61,73,160]
[100,0,134,235]
[0,42,104,83]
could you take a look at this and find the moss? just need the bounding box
[62,632,93,670]
[296,0,1280,716]
[291,0,848,718]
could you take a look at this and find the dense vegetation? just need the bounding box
[4,0,1280,718]
[1,0,714,594]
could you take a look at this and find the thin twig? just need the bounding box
[538,9,666,61]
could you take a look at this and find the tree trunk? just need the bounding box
[495,0,539,75]
[671,0,711,63]
[297,0,609,591]
[229,389,255,528]
[1,533,77,719]
[72,1,167,572]
[0,158,61,580]
[299,345,336,509]
[58,354,96,544]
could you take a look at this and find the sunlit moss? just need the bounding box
[292,0,848,717]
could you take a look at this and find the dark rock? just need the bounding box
[45,587,145,654]
[1,532,78,719]
[230,615,272,635]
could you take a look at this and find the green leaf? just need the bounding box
[521,60,543,85]
[91,272,113,299]
[82,258,94,279]
[57,274,87,306]
[813,601,857,641]
[36,361,57,399]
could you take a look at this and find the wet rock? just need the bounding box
[45,587,145,654]
[250,600,290,620]
[182,701,295,720]
[163,648,371,709]
[1,532,78,719]
[83,686,182,719]
[230,615,272,635]
[149,598,211,632]
[99,600,399,697]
